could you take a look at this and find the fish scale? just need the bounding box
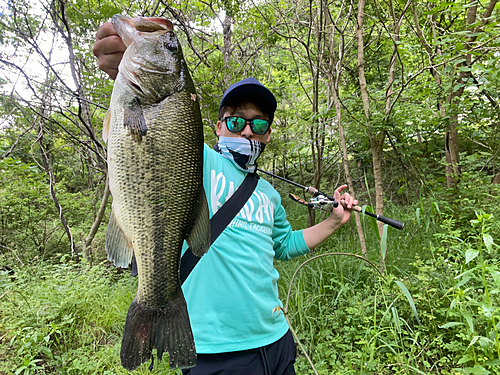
[104,15,210,371]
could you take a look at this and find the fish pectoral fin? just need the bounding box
[103,110,111,143]
[186,190,210,257]
[124,98,147,143]
[105,207,134,268]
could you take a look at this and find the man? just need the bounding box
[94,21,356,375]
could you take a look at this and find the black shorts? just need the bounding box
[181,330,297,375]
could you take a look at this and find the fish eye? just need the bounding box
[164,42,178,52]
[162,33,178,52]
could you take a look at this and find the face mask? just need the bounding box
[214,137,266,173]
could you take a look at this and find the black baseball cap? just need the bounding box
[218,78,277,123]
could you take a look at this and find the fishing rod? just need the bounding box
[256,168,405,230]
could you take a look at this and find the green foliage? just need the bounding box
[273,173,500,374]
[0,157,55,264]
[0,260,181,374]
[439,212,500,373]
[0,0,500,372]
[0,156,107,265]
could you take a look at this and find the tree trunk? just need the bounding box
[222,13,233,87]
[445,119,460,187]
[493,172,500,184]
[326,4,367,254]
[307,0,325,228]
[356,0,371,121]
[340,119,367,255]
[356,0,386,240]
[38,122,79,262]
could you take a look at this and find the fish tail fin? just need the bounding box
[154,293,197,369]
[120,294,197,371]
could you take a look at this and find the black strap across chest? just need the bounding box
[179,172,259,285]
[130,172,259,283]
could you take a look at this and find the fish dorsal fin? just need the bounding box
[106,206,134,268]
[186,190,210,257]
[103,110,111,143]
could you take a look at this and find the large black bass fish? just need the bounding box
[102,14,210,371]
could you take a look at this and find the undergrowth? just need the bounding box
[0,259,180,374]
[0,195,499,374]
[277,194,500,374]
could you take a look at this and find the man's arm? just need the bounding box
[301,185,356,250]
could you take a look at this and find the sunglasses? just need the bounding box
[223,116,271,135]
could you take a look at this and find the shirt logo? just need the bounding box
[210,170,274,225]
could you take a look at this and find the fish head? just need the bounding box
[112,15,188,104]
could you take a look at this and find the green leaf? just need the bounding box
[479,336,494,348]
[432,201,441,217]
[480,303,494,319]
[39,346,53,359]
[439,322,465,329]
[363,205,380,241]
[406,365,429,375]
[466,248,479,264]
[453,83,465,92]
[380,224,388,259]
[455,276,471,289]
[455,267,478,280]
[394,280,421,324]
[467,335,480,349]
[465,365,490,375]
[458,354,473,364]
[98,4,122,18]
[391,306,401,332]
[483,234,494,252]
[14,367,28,375]
[464,313,475,334]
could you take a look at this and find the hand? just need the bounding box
[329,185,358,226]
[92,22,126,80]
[301,185,357,250]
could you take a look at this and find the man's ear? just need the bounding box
[265,127,272,143]
[216,120,222,136]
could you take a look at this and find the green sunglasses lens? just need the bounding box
[251,119,270,135]
[225,116,270,135]
[226,117,246,132]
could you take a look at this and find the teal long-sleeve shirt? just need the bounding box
[181,144,311,353]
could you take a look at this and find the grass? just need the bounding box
[1,199,499,374]
[0,259,181,374]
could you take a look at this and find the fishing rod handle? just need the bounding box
[372,214,405,230]
[340,200,405,230]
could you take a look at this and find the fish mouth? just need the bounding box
[113,15,174,48]
[133,17,173,32]
[113,14,173,32]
